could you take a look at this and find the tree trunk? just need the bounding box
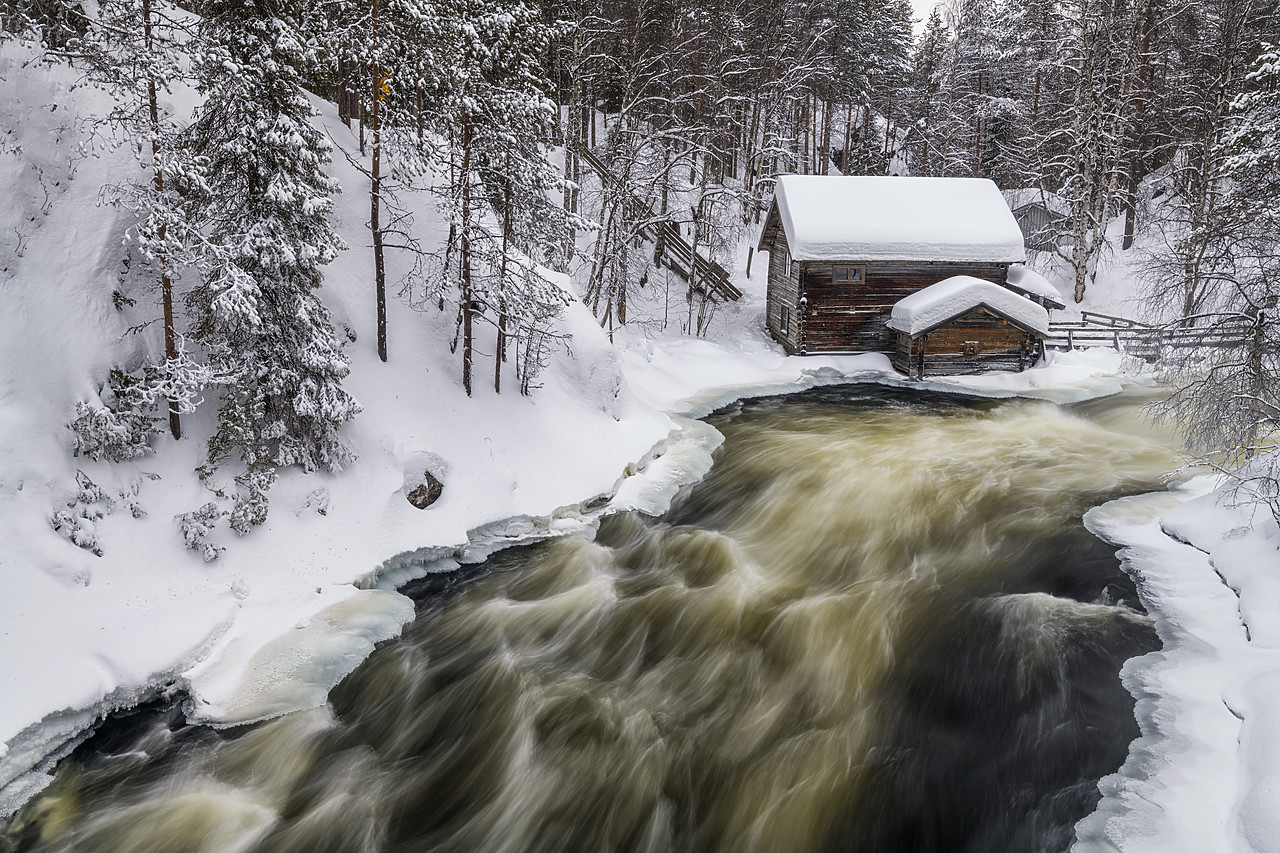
[843,102,853,174]
[370,0,387,362]
[338,58,352,125]
[460,122,473,396]
[496,176,511,394]
[820,95,831,174]
[800,97,809,174]
[1245,309,1266,457]
[974,72,982,174]
[143,0,180,440]
[883,94,894,159]
[1122,170,1138,250]
[1122,0,1155,251]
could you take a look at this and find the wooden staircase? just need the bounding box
[574,145,742,303]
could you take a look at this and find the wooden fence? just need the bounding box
[1045,311,1249,359]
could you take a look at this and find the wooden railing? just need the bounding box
[574,145,742,303]
[1078,310,1151,329]
[1045,312,1249,359]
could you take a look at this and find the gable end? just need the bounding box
[905,303,1046,339]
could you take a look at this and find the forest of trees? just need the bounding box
[3,0,1279,531]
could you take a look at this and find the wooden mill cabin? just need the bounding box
[757,176,1028,355]
[886,276,1049,378]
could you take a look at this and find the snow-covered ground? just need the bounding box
[1076,480,1280,853]
[2,37,1278,853]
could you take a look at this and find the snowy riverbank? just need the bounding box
[1076,480,1280,853]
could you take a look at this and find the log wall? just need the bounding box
[765,231,803,352]
[889,307,1040,377]
[801,261,1010,352]
[764,253,1011,353]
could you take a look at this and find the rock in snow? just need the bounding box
[407,472,444,509]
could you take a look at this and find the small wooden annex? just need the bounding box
[757,175,1028,355]
[886,276,1049,378]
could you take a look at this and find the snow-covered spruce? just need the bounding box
[183,0,360,525]
[68,352,214,462]
[175,501,225,561]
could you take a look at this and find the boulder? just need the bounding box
[407,472,444,509]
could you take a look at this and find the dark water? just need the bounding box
[1,385,1176,853]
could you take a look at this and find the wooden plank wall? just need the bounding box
[765,231,802,351]
[889,307,1038,377]
[800,261,1010,352]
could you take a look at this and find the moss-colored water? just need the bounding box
[2,385,1177,853]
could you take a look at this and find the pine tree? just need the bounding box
[905,7,950,176]
[47,0,209,453]
[185,0,360,529]
[98,0,197,439]
[308,0,444,364]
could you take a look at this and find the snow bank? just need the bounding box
[766,175,1025,263]
[924,348,1129,404]
[1073,479,1280,853]
[615,336,896,418]
[886,275,1050,336]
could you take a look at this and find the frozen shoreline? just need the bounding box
[1076,479,1280,852]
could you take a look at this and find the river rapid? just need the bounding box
[1,384,1180,853]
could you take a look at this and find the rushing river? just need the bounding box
[2,385,1180,853]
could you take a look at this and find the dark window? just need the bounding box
[780,304,791,331]
[833,265,865,283]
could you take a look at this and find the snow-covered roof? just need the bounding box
[759,175,1026,263]
[1006,264,1066,309]
[886,275,1050,336]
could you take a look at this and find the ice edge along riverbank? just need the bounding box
[0,354,893,817]
[1077,480,1280,853]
